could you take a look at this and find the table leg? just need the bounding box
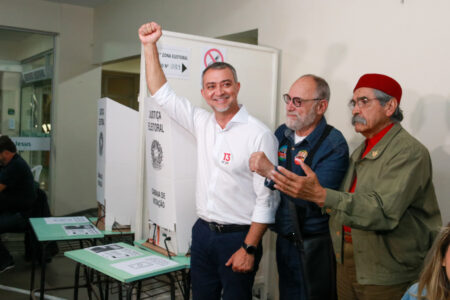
[83,265,93,300]
[166,273,176,300]
[125,282,135,300]
[97,271,105,300]
[74,262,81,300]
[182,269,191,300]
[39,241,48,300]
[29,237,36,300]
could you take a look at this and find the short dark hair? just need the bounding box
[201,62,238,87]
[374,89,404,122]
[300,74,331,101]
[0,135,17,153]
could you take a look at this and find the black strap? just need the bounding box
[292,124,333,232]
[286,124,333,235]
[285,125,333,298]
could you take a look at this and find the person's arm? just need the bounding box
[138,22,204,135]
[138,22,167,95]
[225,222,267,272]
[272,144,432,231]
[226,131,279,273]
[249,151,275,178]
[0,183,6,192]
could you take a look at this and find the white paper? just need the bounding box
[63,224,101,236]
[86,244,142,261]
[111,255,179,275]
[45,216,89,224]
[158,45,190,80]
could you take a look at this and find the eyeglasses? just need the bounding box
[348,97,378,109]
[283,94,321,107]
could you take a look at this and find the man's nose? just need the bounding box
[215,85,224,95]
[286,99,296,111]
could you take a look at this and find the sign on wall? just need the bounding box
[11,137,50,151]
[158,45,190,80]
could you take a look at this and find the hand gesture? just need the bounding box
[138,22,162,45]
[249,152,274,178]
[270,161,326,206]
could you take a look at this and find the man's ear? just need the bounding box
[385,98,398,117]
[316,100,328,115]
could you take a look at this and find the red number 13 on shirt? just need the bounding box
[223,153,231,162]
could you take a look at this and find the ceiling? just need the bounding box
[44,0,110,8]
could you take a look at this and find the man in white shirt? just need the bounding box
[138,22,279,300]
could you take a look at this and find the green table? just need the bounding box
[29,217,104,300]
[65,242,190,300]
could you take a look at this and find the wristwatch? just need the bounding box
[242,242,257,255]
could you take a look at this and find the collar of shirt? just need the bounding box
[214,104,249,131]
[362,123,394,158]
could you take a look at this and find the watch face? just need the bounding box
[243,242,257,255]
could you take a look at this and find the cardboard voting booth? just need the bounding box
[96,98,139,231]
[143,100,197,255]
[137,30,279,256]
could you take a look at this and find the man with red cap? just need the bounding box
[267,73,442,299]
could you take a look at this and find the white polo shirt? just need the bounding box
[150,83,279,225]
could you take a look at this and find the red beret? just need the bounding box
[353,73,402,103]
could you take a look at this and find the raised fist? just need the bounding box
[138,22,162,45]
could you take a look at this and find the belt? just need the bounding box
[200,219,250,233]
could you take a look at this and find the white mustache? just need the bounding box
[287,112,300,118]
[352,115,367,125]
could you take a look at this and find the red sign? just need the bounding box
[204,48,224,67]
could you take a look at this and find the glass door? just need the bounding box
[0,27,55,192]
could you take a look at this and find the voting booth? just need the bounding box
[136,30,279,257]
[96,98,139,231]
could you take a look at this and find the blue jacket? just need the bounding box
[272,117,349,234]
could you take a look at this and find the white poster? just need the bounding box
[158,45,190,80]
[87,244,142,261]
[111,255,179,275]
[63,224,101,236]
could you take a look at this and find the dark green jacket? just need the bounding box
[325,123,442,285]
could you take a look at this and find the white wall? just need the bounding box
[0,0,98,215]
[93,1,450,298]
[94,0,450,223]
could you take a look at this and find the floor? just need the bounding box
[0,236,185,300]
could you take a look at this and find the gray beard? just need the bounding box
[214,105,230,113]
[286,109,316,131]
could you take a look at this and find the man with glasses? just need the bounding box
[250,74,349,300]
[267,73,442,300]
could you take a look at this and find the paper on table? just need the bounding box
[45,216,89,224]
[111,255,179,275]
[86,244,142,261]
[63,224,101,236]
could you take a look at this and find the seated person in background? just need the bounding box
[0,135,36,273]
[402,226,450,300]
